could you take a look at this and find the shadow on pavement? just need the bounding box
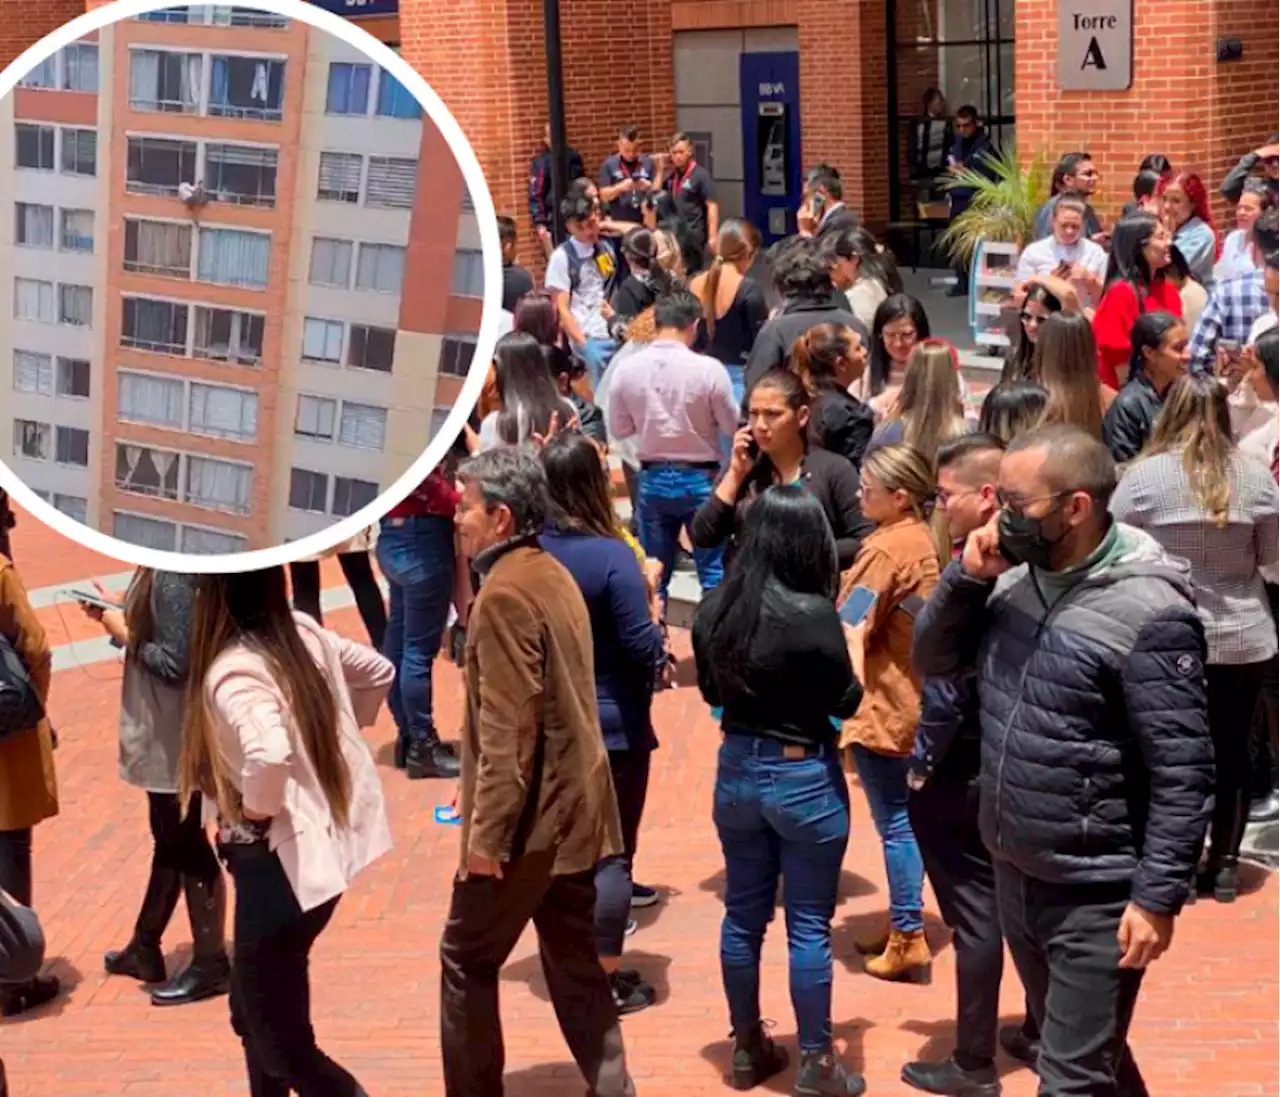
[699,1015,874,1093]
[698,867,876,904]
[502,948,673,1006]
[830,910,953,974]
[901,1014,1033,1079]
[3,957,82,1024]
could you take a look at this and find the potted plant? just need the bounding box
[938,145,1050,264]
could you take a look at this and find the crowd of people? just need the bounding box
[0,121,1276,1097]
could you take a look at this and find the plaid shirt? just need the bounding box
[1188,269,1269,371]
[1110,451,1279,664]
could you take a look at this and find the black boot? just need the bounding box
[406,739,460,780]
[1212,857,1240,903]
[150,874,230,1007]
[998,1023,1039,1067]
[794,1050,866,1096]
[901,1056,1000,1096]
[0,974,60,1017]
[729,1023,788,1091]
[105,862,180,983]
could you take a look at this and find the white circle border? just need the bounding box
[0,0,502,574]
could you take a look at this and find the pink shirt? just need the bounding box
[606,339,739,464]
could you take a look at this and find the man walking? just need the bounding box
[440,448,634,1097]
[914,424,1213,1097]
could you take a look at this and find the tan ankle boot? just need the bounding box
[863,929,931,983]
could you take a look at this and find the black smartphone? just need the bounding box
[746,438,760,460]
[71,588,119,612]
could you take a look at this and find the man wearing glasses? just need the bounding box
[913,423,1213,1097]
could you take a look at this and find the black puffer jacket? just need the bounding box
[1102,372,1164,464]
[913,525,1213,916]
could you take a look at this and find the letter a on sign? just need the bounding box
[1081,37,1107,70]
[1058,0,1132,90]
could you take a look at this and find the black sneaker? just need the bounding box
[729,1022,788,1091]
[901,1056,1000,1096]
[610,971,655,1015]
[631,883,660,909]
[998,1024,1039,1067]
[794,1050,866,1096]
[406,741,460,780]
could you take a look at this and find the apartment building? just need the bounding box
[1,4,483,554]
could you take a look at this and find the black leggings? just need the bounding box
[0,828,32,907]
[290,554,387,652]
[594,750,651,959]
[149,792,220,884]
[1207,661,1269,863]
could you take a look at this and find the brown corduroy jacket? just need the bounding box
[458,539,622,877]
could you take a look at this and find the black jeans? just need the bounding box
[149,792,220,885]
[1206,662,1268,863]
[223,843,360,1097]
[995,861,1147,1097]
[290,554,387,652]
[595,749,651,958]
[0,829,32,907]
[439,851,632,1097]
[908,773,1002,1064]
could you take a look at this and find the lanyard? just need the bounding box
[670,160,697,191]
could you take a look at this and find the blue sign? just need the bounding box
[305,0,398,17]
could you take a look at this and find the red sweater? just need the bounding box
[1091,278,1182,389]
[386,469,460,520]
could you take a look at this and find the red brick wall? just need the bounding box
[3,0,84,66]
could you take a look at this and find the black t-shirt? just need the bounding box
[664,162,714,246]
[599,153,656,223]
[502,262,534,312]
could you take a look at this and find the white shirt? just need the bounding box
[1215,229,1258,285]
[1248,309,1278,345]
[545,237,610,341]
[1014,234,1108,300]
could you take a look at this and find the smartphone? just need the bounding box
[1219,339,1242,361]
[433,805,461,826]
[71,588,120,612]
[746,437,760,461]
[838,586,878,628]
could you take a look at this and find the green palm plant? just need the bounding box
[938,146,1050,265]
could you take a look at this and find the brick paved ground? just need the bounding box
[2,515,1277,1097]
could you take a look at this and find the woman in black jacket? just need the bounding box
[693,484,865,1096]
[608,228,676,341]
[1101,311,1189,463]
[791,322,875,474]
[690,369,872,572]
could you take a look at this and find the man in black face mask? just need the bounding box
[912,423,1213,1097]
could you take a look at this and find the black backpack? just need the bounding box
[0,631,43,740]
[560,238,622,299]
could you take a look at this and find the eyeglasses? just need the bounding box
[996,489,1064,516]
[936,486,979,506]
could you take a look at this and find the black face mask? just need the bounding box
[998,503,1069,570]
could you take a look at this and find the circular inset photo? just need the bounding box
[0,0,499,571]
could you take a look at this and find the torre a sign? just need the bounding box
[1058,0,1134,91]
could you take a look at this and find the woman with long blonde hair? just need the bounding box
[1112,373,1278,902]
[179,567,393,1096]
[870,339,968,466]
[1034,312,1114,438]
[839,443,944,984]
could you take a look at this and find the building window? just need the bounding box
[15,203,54,249]
[365,156,417,209]
[18,56,57,89]
[118,371,184,428]
[52,494,88,524]
[137,7,196,23]
[55,426,89,467]
[197,228,271,288]
[124,219,193,277]
[60,128,97,176]
[113,511,179,551]
[295,394,337,440]
[211,6,290,28]
[302,317,343,363]
[14,279,54,324]
[186,456,252,513]
[122,297,189,355]
[189,382,258,441]
[288,467,328,512]
[308,237,353,288]
[325,62,371,116]
[13,419,50,461]
[60,209,94,253]
[205,143,278,206]
[355,243,405,294]
[58,284,92,327]
[317,152,362,203]
[440,334,478,377]
[375,68,421,119]
[15,124,55,171]
[129,49,202,114]
[181,526,247,554]
[126,136,197,196]
[209,56,286,121]
[193,307,264,365]
[332,476,378,518]
[116,445,181,501]
[451,249,485,298]
[347,325,395,372]
[13,351,53,395]
[56,358,90,399]
[338,402,387,451]
[62,43,99,92]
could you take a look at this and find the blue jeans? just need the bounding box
[852,744,924,932]
[718,364,746,465]
[713,735,850,1054]
[636,463,724,603]
[578,337,618,391]
[377,515,455,748]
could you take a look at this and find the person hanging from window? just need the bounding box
[945,107,997,297]
[907,88,953,203]
[598,125,656,227]
[529,121,585,258]
[1103,312,1191,464]
[791,322,876,474]
[82,570,232,1008]
[654,132,717,272]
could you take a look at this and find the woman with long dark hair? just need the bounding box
[1003,282,1063,383]
[820,225,903,332]
[1092,213,1181,389]
[863,293,933,414]
[691,219,769,403]
[1158,171,1220,285]
[514,291,605,444]
[693,485,865,1096]
[1102,311,1189,463]
[1036,312,1112,437]
[791,321,875,472]
[978,380,1049,443]
[476,330,577,450]
[1112,374,1278,902]
[538,432,665,1016]
[180,567,393,1097]
[83,570,230,1007]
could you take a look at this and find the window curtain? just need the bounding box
[129,51,159,103]
[198,229,270,288]
[59,286,92,326]
[187,458,251,512]
[339,404,387,450]
[64,45,98,91]
[356,245,405,294]
[135,222,191,272]
[303,318,343,361]
[15,280,51,322]
[14,352,52,393]
[119,374,183,426]
[18,205,53,247]
[327,64,370,114]
[191,384,258,439]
